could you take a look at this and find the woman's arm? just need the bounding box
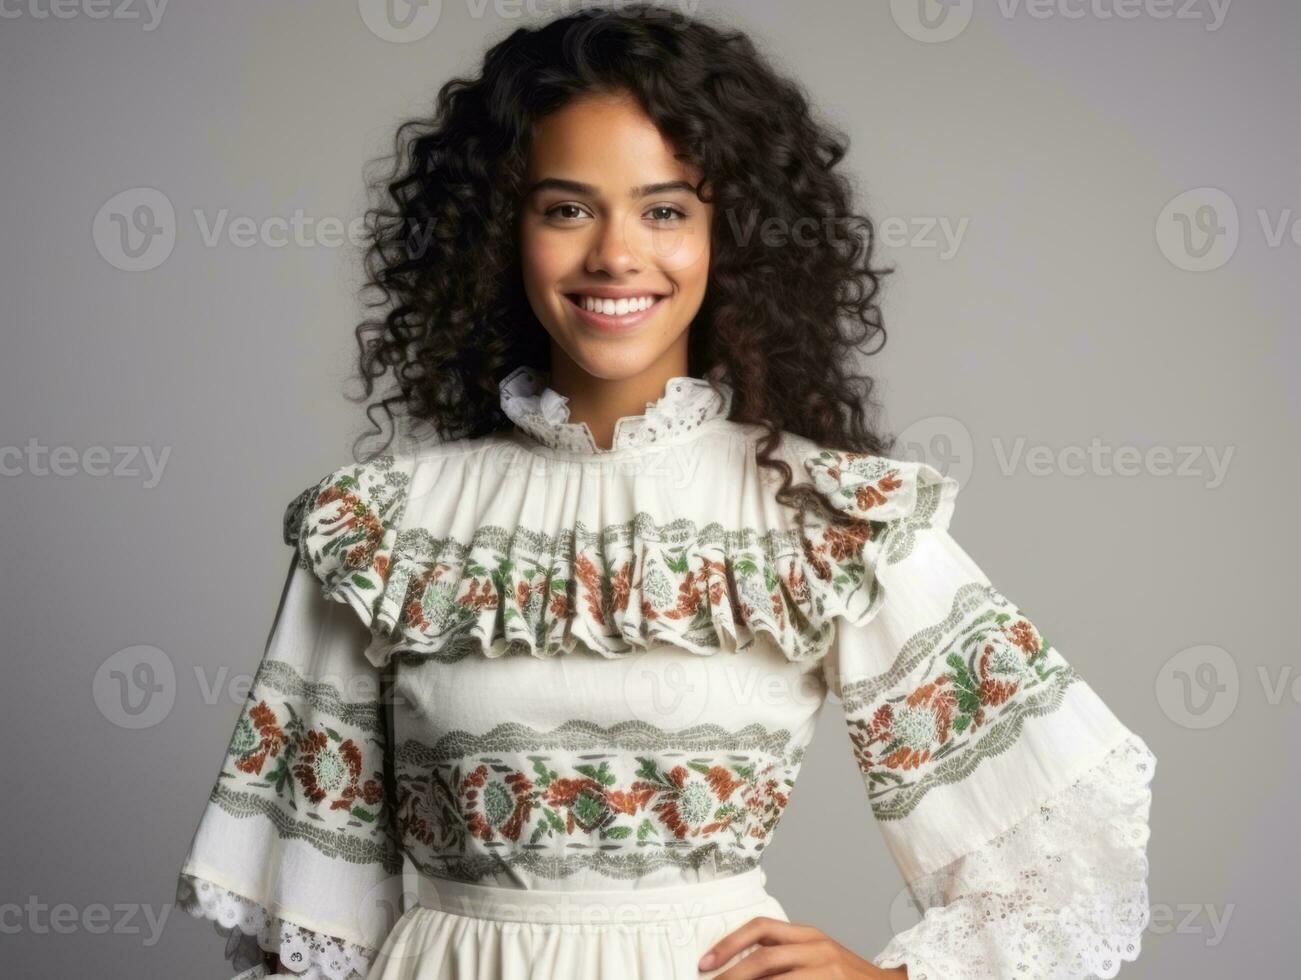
[699,451,1157,980]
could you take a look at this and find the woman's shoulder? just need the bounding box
[278,432,503,550]
[742,426,961,527]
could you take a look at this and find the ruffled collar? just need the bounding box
[498,364,734,454]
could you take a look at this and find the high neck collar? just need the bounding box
[498,364,734,455]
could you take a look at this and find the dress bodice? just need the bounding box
[392,637,825,889]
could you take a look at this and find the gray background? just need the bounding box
[2,0,1294,976]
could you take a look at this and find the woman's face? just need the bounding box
[518,92,713,382]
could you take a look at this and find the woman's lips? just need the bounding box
[563,293,666,333]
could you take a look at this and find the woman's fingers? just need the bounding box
[698,916,824,972]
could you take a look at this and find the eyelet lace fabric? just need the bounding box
[497,363,733,453]
[176,873,376,980]
[872,733,1157,980]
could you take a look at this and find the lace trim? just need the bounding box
[497,364,734,453]
[872,733,1156,979]
[176,873,376,980]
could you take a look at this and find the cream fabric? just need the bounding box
[176,366,1157,979]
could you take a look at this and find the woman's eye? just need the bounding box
[543,203,686,223]
[545,203,588,221]
[647,205,686,222]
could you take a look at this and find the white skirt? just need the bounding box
[365,868,789,979]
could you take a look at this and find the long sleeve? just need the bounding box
[175,542,406,978]
[806,451,1156,979]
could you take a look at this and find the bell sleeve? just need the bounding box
[804,450,1157,979]
[174,471,407,980]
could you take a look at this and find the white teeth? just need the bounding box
[578,295,658,315]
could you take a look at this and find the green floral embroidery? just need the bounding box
[392,720,806,883]
[285,450,947,666]
[208,658,400,871]
[840,583,1078,822]
[286,457,409,593]
[803,449,956,565]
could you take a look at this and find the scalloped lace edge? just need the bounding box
[176,872,377,980]
[871,732,1156,980]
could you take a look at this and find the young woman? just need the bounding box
[175,7,1156,978]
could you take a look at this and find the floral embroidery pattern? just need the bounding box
[803,449,958,566]
[283,450,954,667]
[840,582,1079,821]
[209,658,399,870]
[391,719,805,883]
[804,451,908,518]
[285,457,409,598]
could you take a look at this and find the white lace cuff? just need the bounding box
[872,733,1156,979]
[177,873,378,980]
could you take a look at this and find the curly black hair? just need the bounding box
[349,3,898,524]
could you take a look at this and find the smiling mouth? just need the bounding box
[564,293,666,316]
[562,292,671,330]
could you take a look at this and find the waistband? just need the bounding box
[416,866,771,926]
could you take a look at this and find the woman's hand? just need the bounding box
[697,916,909,978]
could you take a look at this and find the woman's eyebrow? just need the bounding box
[525,177,697,198]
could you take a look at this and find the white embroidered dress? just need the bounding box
[176,365,1157,980]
